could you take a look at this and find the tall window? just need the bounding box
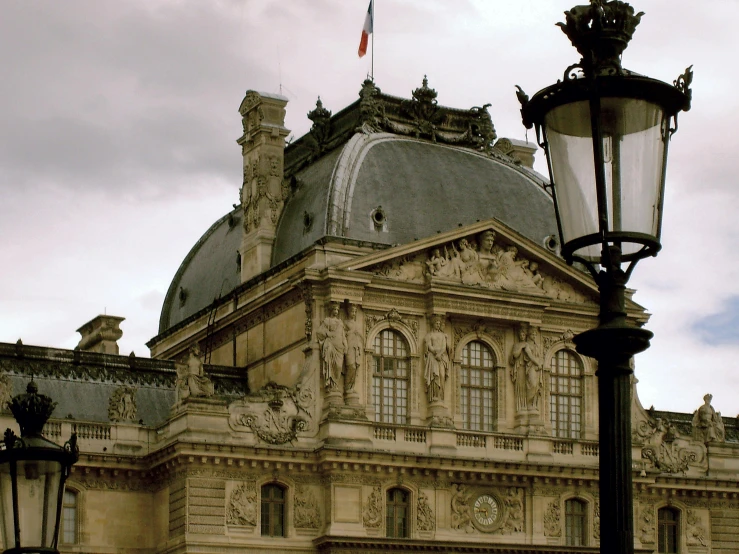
[61,489,78,544]
[550,350,583,438]
[658,507,679,553]
[460,341,495,431]
[261,483,286,537]
[565,498,587,546]
[373,330,410,424]
[386,488,409,538]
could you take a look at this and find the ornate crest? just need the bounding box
[108,385,137,422]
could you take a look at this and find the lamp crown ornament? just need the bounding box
[557,0,644,75]
[8,381,56,438]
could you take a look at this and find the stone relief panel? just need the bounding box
[366,230,589,303]
[240,154,286,233]
[593,500,600,541]
[229,382,313,444]
[294,484,321,530]
[175,344,214,403]
[450,484,475,533]
[543,498,562,538]
[449,484,524,535]
[363,485,383,529]
[226,481,257,527]
[637,417,705,474]
[686,509,708,547]
[108,385,137,422]
[452,320,504,354]
[416,492,435,532]
[0,374,11,413]
[637,503,655,545]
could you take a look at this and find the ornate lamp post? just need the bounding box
[0,382,78,554]
[518,1,691,553]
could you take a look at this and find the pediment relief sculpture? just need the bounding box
[228,381,313,445]
[366,229,589,303]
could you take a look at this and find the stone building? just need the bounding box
[1,78,737,554]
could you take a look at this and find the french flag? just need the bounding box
[358,0,373,58]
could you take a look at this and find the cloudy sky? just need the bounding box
[1,0,737,415]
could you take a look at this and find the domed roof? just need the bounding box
[157,79,557,335]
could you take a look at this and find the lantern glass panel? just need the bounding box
[545,97,668,261]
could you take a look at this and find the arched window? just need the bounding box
[460,341,495,431]
[373,330,410,424]
[658,507,679,553]
[386,488,409,538]
[261,483,286,537]
[550,349,583,439]
[565,498,587,546]
[61,488,79,544]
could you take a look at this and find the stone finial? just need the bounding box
[76,315,125,355]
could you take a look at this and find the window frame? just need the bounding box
[385,487,410,539]
[657,507,680,554]
[564,498,587,546]
[60,487,79,545]
[549,349,584,439]
[260,483,287,538]
[459,340,496,432]
[372,329,411,425]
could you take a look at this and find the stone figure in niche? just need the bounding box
[691,393,725,443]
[175,344,215,403]
[316,302,347,392]
[424,315,450,403]
[108,385,137,422]
[450,484,474,533]
[343,304,363,394]
[510,324,543,412]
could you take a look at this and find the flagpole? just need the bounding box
[371,0,374,81]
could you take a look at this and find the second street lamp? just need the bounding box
[518,1,692,553]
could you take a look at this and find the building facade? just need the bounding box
[0,79,737,554]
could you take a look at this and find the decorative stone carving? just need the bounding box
[593,500,600,540]
[357,79,386,132]
[363,486,382,528]
[344,304,363,396]
[510,324,543,413]
[227,482,257,526]
[0,374,12,413]
[468,104,497,152]
[316,302,346,392]
[175,344,214,403]
[686,509,707,547]
[365,309,418,339]
[638,504,655,544]
[424,315,450,404]
[241,154,285,233]
[401,76,444,142]
[640,418,703,474]
[543,499,561,537]
[307,97,332,152]
[691,393,725,443]
[367,230,588,302]
[108,385,137,422]
[229,382,311,444]
[302,282,313,341]
[501,487,524,534]
[452,320,504,353]
[450,484,475,533]
[294,484,321,529]
[417,492,435,531]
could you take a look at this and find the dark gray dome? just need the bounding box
[273,134,556,266]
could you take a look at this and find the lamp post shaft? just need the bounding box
[574,250,652,554]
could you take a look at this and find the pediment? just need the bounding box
[335,219,599,305]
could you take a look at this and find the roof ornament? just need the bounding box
[357,79,386,132]
[307,96,333,150]
[402,75,445,142]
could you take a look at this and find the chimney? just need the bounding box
[76,315,125,355]
[237,91,290,282]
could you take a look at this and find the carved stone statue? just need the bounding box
[510,324,542,412]
[316,302,347,392]
[450,484,474,533]
[176,344,215,403]
[108,385,137,422]
[343,304,363,395]
[691,393,725,443]
[424,315,450,403]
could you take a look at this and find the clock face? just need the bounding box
[472,493,500,531]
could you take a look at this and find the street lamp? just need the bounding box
[0,382,78,554]
[518,1,691,553]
